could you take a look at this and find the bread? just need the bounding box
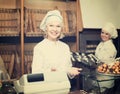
[97,61,120,74]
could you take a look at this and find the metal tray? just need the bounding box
[96,70,120,77]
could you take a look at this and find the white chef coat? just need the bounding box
[32,38,72,74]
[95,39,117,92]
[95,39,117,65]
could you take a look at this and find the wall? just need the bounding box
[80,0,120,29]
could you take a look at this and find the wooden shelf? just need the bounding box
[0,36,20,43]
[0,31,19,36]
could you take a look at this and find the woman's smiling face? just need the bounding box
[46,21,62,41]
[101,30,111,42]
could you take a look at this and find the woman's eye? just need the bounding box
[57,25,61,28]
[101,31,104,34]
[49,25,53,27]
[105,32,110,35]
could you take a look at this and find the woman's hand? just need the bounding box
[68,67,82,77]
[51,67,57,71]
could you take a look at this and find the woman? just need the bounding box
[95,22,118,64]
[32,10,81,78]
[95,22,118,93]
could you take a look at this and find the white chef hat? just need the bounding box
[40,10,63,31]
[102,22,118,39]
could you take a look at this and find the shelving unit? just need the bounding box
[0,0,83,79]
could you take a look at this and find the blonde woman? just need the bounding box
[32,10,82,79]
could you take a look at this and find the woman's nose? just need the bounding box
[53,27,57,31]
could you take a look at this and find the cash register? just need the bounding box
[14,71,71,94]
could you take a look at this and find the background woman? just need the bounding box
[95,22,118,93]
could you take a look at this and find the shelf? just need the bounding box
[25,32,43,37]
[24,35,76,43]
[0,36,20,44]
[0,31,19,36]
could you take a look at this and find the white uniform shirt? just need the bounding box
[32,38,72,74]
[95,39,117,65]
